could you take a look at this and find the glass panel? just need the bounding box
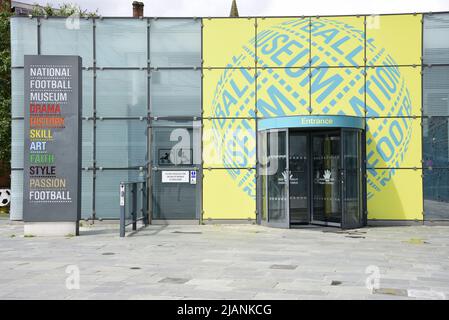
[95,170,143,218]
[11,120,24,169]
[150,70,201,117]
[82,120,93,168]
[150,19,201,67]
[311,132,341,225]
[96,70,147,117]
[258,131,268,223]
[343,130,362,228]
[366,66,421,117]
[203,68,256,118]
[366,117,422,169]
[203,169,256,219]
[311,67,364,116]
[289,132,308,223]
[203,18,256,68]
[10,18,38,67]
[424,168,449,220]
[203,119,256,168]
[311,16,364,68]
[423,66,449,117]
[256,18,309,68]
[40,18,93,67]
[256,68,309,118]
[11,69,24,118]
[267,130,288,226]
[96,19,147,67]
[96,120,147,168]
[82,70,94,117]
[151,169,198,219]
[366,14,422,66]
[151,121,201,166]
[10,170,23,220]
[423,117,449,168]
[424,13,449,65]
[81,170,93,219]
[367,168,423,220]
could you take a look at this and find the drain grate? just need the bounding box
[270,264,298,270]
[172,231,202,234]
[158,277,190,284]
[404,238,429,245]
[372,288,408,297]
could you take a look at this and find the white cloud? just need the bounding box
[18,0,449,16]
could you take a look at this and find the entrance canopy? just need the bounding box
[258,115,365,131]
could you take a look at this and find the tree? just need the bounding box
[0,0,11,177]
[31,3,98,17]
[0,2,98,179]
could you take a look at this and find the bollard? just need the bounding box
[119,183,125,237]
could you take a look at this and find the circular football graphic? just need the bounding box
[0,189,11,207]
[209,18,414,201]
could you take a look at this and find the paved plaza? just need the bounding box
[0,219,449,300]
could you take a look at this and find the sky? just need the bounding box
[17,0,449,17]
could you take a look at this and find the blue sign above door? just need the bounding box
[258,115,365,131]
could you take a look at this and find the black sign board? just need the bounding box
[23,55,82,222]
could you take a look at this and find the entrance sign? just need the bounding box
[23,55,82,235]
[258,115,365,131]
[162,171,190,183]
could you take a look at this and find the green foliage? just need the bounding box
[31,3,99,17]
[0,2,98,170]
[0,1,11,167]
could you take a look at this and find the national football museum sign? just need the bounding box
[23,55,82,236]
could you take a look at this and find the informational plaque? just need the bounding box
[162,171,190,183]
[23,55,82,224]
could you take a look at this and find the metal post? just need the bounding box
[142,182,149,225]
[132,183,137,231]
[119,183,125,237]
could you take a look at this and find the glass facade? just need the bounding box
[8,13,449,222]
[9,17,201,220]
[150,70,201,117]
[423,13,449,220]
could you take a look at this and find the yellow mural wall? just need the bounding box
[203,169,256,220]
[366,14,422,66]
[367,169,423,220]
[202,14,424,221]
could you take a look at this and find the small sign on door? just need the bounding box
[190,171,197,185]
[161,171,189,183]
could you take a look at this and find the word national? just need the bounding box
[30,66,71,77]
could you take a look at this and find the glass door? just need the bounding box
[311,131,342,226]
[264,129,290,228]
[289,132,309,224]
[342,129,364,229]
